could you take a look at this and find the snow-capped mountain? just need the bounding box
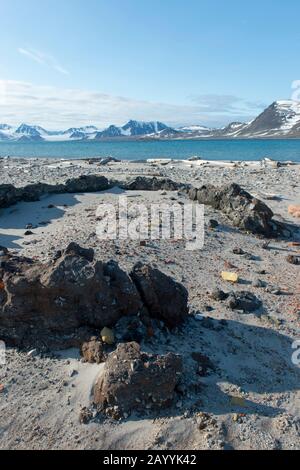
[217,122,247,136]
[1,101,300,142]
[95,125,124,139]
[169,101,300,139]
[123,120,169,136]
[63,126,98,137]
[14,124,46,141]
[0,123,100,142]
[178,125,212,134]
[94,121,172,139]
[228,100,300,137]
[0,124,12,131]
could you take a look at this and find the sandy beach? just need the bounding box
[0,156,299,450]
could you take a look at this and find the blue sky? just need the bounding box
[1,0,300,129]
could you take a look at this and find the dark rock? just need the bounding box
[196,183,277,236]
[64,242,94,262]
[0,244,188,347]
[287,255,300,265]
[191,352,216,376]
[204,305,214,312]
[123,176,182,192]
[196,184,218,206]
[210,289,229,301]
[0,246,142,347]
[81,338,105,364]
[65,175,110,193]
[52,250,62,261]
[233,247,245,255]
[114,315,148,343]
[257,269,267,275]
[131,263,189,328]
[0,177,109,210]
[24,230,33,236]
[0,184,21,208]
[93,342,182,413]
[227,291,263,313]
[0,246,9,256]
[79,407,93,425]
[208,219,219,229]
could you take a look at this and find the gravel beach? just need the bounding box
[0,157,299,450]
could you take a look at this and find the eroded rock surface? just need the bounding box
[93,342,183,413]
[81,338,106,364]
[0,244,189,347]
[0,176,183,210]
[193,183,276,236]
[131,263,189,328]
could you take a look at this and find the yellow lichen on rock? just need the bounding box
[101,327,115,345]
[221,272,239,283]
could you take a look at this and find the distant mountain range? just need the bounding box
[1,100,300,142]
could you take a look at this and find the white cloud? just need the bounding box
[0,80,263,129]
[18,48,69,75]
[188,94,266,115]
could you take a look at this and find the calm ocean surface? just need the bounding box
[1,139,300,162]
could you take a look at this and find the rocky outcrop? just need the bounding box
[64,175,110,193]
[121,176,183,192]
[0,177,110,209]
[0,175,290,238]
[190,183,281,236]
[0,176,184,210]
[131,263,189,328]
[0,244,189,348]
[93,342,183,414]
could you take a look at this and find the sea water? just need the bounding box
[0,139,300,162]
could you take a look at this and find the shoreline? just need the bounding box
[1,155,300,165]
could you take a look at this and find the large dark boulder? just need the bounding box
[0,184,21,208]
[0,244,142,347]
[94,342,183,413]
[122,177,182,192]
[131,263,189,328]
[0,244,189,348]
[65,175,110,193]
[195,183,275,236]
[0,176,110,210]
